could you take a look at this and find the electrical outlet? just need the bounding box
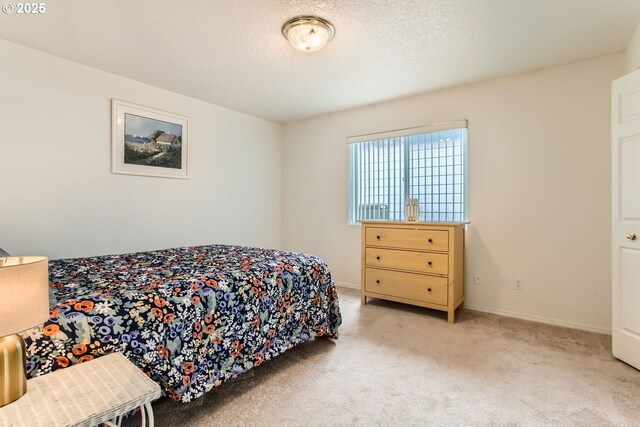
[514,278,524,291]
[474,272,482,285]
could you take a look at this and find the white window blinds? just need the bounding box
[348,121,467,224]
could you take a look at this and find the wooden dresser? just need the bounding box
[360,221,466,323]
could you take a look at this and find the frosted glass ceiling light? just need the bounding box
[282,16,335,52]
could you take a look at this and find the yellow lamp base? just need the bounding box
[0,334,27,407]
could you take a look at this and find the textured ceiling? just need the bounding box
[1,0,639,123]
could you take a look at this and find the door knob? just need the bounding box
[627,233,637,241]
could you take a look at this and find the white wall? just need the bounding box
[282,54,622,334]
[0,37,625,333]
[625,22,640,73]
[0,40,283,259]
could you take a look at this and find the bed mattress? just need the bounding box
[22,245,342,403]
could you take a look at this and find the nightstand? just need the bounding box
[0,352,161,427]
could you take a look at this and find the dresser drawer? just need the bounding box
[365,227,448,252]
[365,268,448,306]
[365,248,448,275]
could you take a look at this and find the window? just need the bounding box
[348,121,467,224]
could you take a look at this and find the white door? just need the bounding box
[613,68,640,369]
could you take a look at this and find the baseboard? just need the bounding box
[334,281,360,290]
[465,303,612,335]
[332,281,611,335]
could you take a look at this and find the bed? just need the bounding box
[21,244,342,403]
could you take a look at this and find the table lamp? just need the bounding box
[0,256,48,407]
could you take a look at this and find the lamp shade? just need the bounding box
[0,256,49,337]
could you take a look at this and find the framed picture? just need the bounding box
[111,99,189,179]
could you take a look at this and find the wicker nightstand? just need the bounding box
[0,352,161,427]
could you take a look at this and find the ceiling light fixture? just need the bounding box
[282,16,335,52]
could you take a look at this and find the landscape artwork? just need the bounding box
[124,114,182,169]
[112,100,189,179]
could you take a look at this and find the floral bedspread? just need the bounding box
[22,245,341,403]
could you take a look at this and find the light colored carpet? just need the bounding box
[128,287,640,426]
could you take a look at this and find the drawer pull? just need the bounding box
[376,256,380,260]
[627,233,637,241]
[427,261,432,266]
[427,288,432,293]
[376,235,381,240]
[376,280,380,284]
[427,238,433,244]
